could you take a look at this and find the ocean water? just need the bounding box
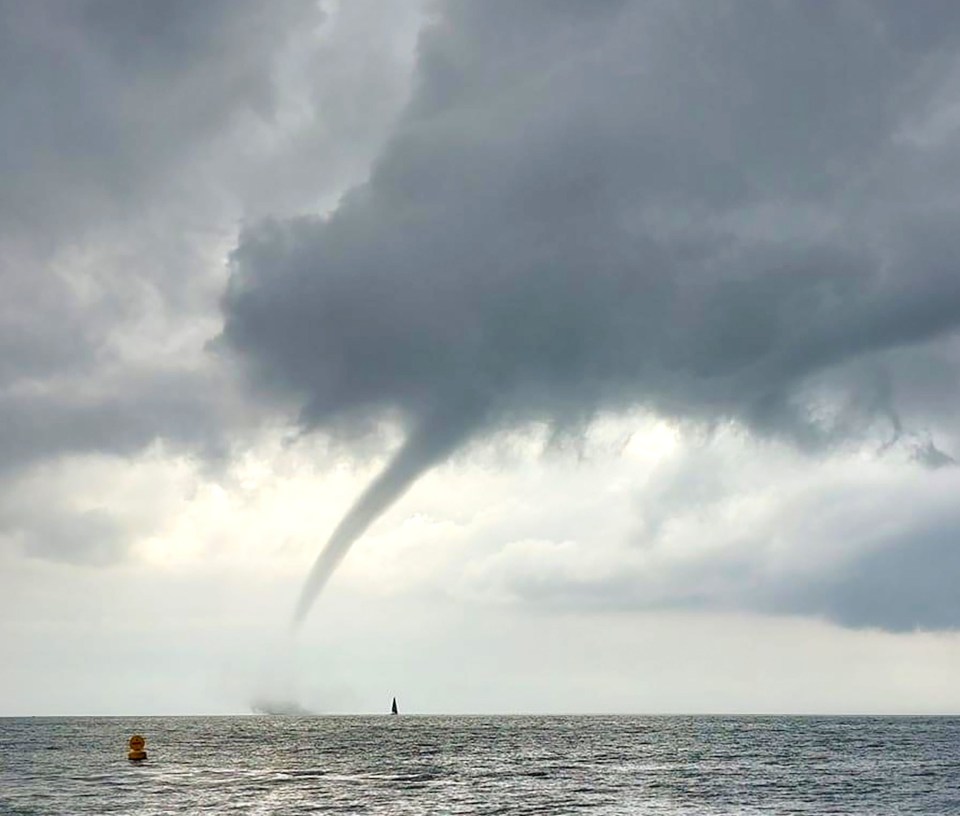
[2,716,958,815]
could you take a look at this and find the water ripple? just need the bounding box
[1,716,959,814]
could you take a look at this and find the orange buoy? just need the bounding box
[128,734,147,761]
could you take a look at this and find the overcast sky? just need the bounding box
[3,0,960,716]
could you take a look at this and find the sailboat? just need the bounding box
[391,697,399,715]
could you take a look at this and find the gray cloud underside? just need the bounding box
[226,0,960,442]
[791,520,960,632]
[628,522,960,634]
[0,0,419,564]
[487,529,960,634]
[459,411,960,632]
[0,0,322,243]
[0,0,318,562]
[223,1,960,624]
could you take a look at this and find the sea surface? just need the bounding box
[2,715,959,814]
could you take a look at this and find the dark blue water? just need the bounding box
[2,716,958,814]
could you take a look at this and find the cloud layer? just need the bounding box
[223,1,960,622]
[226,2,960,442]
[3,0,959,637]
[0,0,420,564]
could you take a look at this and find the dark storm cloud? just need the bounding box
[225,0,960,436]
[223,1,960,621]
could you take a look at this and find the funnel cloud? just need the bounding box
[292,399,485,624]
[221,1,960,623]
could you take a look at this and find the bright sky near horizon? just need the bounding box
[3,0,960,716]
